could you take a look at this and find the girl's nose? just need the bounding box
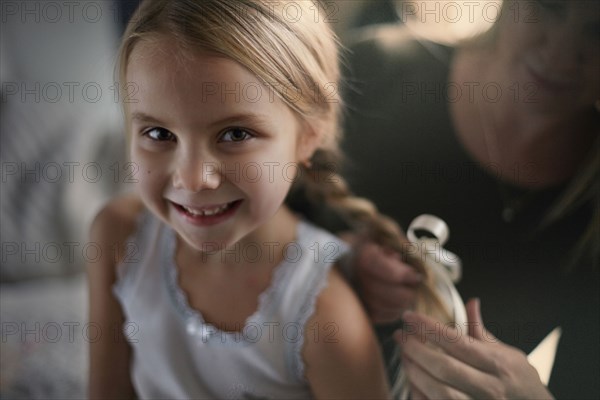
[172,154,221,192]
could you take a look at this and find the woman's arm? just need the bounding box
[88,195,142,399]
[303,267,391,399]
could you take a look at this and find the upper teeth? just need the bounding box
[183,203,230,216]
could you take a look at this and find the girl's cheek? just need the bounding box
[136,169,167,203]
[131,147,157,171]
[131,152,161,187]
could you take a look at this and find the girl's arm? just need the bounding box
[88,195,142,399]
[303,267,391,399]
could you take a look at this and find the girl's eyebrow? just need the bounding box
[130,111,272,128]
[209,114,271,129]
[130,112,163,124]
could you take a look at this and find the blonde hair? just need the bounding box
[117,0,342,147]
[118,1,454,397]
[543,137,600,270]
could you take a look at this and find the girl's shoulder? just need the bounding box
[301,266,391,398]
[89,193,146,270]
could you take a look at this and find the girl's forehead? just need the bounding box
[128,35,178,64]
[124,35,303,131]
[126,40,269,103]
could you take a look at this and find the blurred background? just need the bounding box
[0,1,497,398]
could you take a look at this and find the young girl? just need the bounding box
[88,0,405,398]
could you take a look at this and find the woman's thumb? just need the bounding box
[466,298,496,342]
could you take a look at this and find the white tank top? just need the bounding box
[113,210,349,399]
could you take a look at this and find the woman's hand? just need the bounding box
[351,240,422,324]
[395,299,554,400]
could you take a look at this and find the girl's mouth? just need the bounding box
[171,200,243,226]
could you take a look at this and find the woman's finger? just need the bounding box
[362,279,417,308]
[399,333,502,399]
[369,290,416,323]
[399,311,500,373]
[369,305,413,325]
[465,298,497,341]
[403,355,472,400]
[409,384,428,400]
[360,274,418,321]
[356,242,422,284]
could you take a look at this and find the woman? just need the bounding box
[345,0,599,398]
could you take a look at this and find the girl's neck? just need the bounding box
[450,46,597,189]
[171,206,300,333]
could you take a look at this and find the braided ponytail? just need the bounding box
[288,148,453,322]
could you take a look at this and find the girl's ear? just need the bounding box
[296,119,322,163]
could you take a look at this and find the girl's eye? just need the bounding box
[144,127,175,142]
[220,128,253,143]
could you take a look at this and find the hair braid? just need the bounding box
[288,148,453,323]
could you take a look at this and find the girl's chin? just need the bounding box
[175,228,254,258]
[176,233,229,255]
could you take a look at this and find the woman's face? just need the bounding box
[495,0,600,115]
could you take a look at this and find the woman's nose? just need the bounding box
[540,17,586,69]
[172,153,221,192]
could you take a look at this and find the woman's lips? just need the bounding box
[524,63,580,92]
[171,199,243,226]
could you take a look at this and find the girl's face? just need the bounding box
[126,37,317,252]
[495,0,600,114]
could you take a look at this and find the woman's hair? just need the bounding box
[118,1,455,397]
[543,137,599,270]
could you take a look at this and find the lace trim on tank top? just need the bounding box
[289,222,348,382]
[161,221,301,347]
[290,265,333,382]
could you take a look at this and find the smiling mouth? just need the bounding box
[180,202,233,216]
[525,64,579,92]
[171,200,243,225]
